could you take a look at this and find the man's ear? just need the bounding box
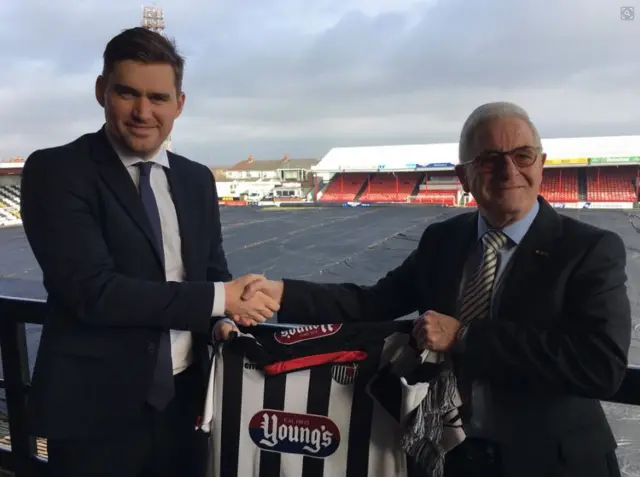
[455,165,470,193]
[175,91,185,119]
[95,75,106,108]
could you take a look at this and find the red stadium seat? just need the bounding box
[586,167,636,202]
[319,173,369,202]
[359,173,421,202]
[540,169,579,202]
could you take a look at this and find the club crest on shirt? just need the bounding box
[274,324,342,345]
[248,410,340,458]
[331,363,359,385]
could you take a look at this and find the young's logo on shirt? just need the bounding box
[248,409,340,457]
[274,324,342,345]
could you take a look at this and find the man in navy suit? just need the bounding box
[20,27,277,477]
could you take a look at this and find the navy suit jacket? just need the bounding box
[20,127,231,438]
[277,197,631,477]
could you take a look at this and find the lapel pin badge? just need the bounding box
[535,250,549,257]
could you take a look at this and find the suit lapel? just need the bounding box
[166,153,198,280]
[494,197,562,319]
[91,127,164,268]
[436,211,477,317]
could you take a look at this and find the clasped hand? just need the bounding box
[224,274,283,327]
[412,310,461,352]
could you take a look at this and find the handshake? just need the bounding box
[223,274,283,327]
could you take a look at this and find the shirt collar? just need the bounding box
[477,199,539,245]
[105,131,170,169]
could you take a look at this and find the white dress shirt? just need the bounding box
[109,139,226,375]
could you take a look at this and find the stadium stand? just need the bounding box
[411,172,459,205]
[358,172,422,202]
[0,184,21,226]
[314,166,635,207]
[310,137,640,208]
[539,169,579,202]
[318,173,369,202]
[586,166,637,202]
[315,165,639,207]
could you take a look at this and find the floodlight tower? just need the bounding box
[141,5,165,33]
[141,5,173,152]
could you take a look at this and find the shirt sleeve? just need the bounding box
[212,282,226,317]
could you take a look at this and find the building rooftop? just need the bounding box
[229,156,318,172]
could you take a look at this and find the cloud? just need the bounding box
[0,0,638,165]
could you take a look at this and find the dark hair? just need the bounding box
[102,27,185,92]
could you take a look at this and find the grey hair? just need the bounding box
[458,101,542,164]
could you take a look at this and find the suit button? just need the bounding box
[147,343,156,353]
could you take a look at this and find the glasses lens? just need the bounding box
[476,147,538,170]
[512,147,538,166]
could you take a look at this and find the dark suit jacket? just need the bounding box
[20,127,231,439]
[277,197,631,477]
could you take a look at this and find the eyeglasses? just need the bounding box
[467,146,541,171]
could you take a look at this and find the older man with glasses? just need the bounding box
[233,101,632,477]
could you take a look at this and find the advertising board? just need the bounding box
[580,202,634,209]
[425,163,455,168]
[589,156,640,164]
[550,202,635,209]
[545,158,588,165]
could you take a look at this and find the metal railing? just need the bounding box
[0,294,639,477]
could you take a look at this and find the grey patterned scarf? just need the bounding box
[400,353,465,477]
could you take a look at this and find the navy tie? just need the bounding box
[137,161,174,410]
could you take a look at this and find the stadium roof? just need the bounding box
[312,135,640,171]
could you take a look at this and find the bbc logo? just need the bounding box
[621,6,635,20]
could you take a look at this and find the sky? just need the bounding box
[0,0,639,166]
